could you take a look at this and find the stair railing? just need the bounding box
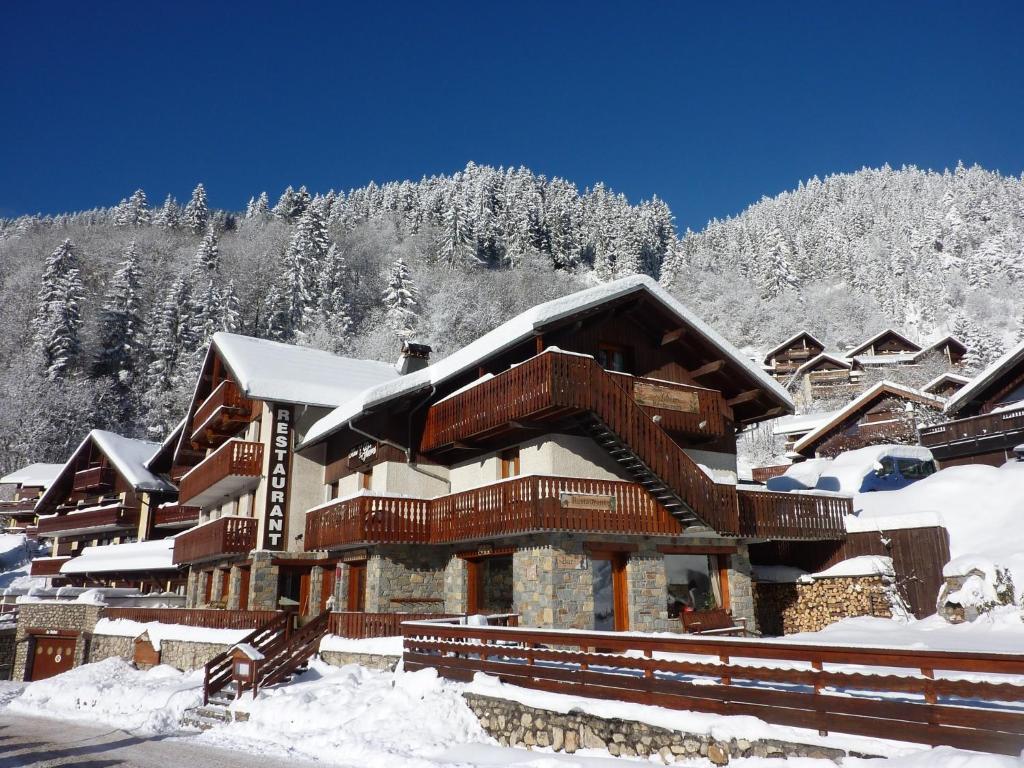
[202,611,291,705]
[247,610,332,698]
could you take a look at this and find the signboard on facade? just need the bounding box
[633,382,700,413]
[559,493,616,512]
[262,404,293,550]
[342,548,368,563]
[347,440,377,470]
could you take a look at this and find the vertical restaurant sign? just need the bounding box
[262,403,293,549]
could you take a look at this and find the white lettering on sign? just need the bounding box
[262,405,292,550]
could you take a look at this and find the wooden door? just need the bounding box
[29,636,76,681]
[347,562,366,612]
[238,567,251,611]
[299,570,312,616]
[466,559,480,614]
[319,567,336,612]
[611,554,629,631]
[591,552,629,632]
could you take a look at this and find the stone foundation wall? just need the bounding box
[0,626,15,680]
[159,639,231,671]
[624,543,671,633]
[320,650,398,671]
[463,693,850,764]
[755,576,894,635]
[366,545,448,613]
[13,602,104,681]
[87,634,134,663]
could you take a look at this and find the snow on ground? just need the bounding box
[93,617,252,650]
[8,657,202,734]
[319,633,402,656]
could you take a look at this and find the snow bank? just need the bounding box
[93,618,252,650]
[9,657,201,735]
[60,538,175,575]
[817,444,933,494]
[196,661,490,765]
[766,458,831,491]
[319,633,403,656]
[808,555,894,580]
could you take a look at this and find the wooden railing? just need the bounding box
[422,351,740,534]
[72,466,115,492]
[191,379,254,446]
[202,611,291,704]
[152,504,201,528]
[172,516,258,564]
[609,372,731,438]
[252,610,331,694]
[305,476,690,550]
[0,499,39,513]
[179,439,263,506]
[402,622,1024,755]
[29,557,71,576]
[919,406,1024,448]
[737,488,849,540]
[36,505,139,537]
[103,607,280,628]
[329,611,462,638]
[749,464,790,483]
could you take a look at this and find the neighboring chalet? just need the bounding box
[792,381,944,459]
[762,332,825,380]
[792,353,861,400]
[28,431,184,589]
[916,335,967,367]
[284,276,852,633]
[168,333,399,613]
[922,372,971,399]
[0,463,62,535]
[845,328,922,366]
[920,338,1024,468]
[771,410,840,455]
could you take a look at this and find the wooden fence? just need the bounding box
[103,607,280,629]
[750,525,951,620]
[402,622,1024,754]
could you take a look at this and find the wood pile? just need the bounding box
[755,576,893,635]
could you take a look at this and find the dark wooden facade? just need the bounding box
[847,329,922,358]
[762,332,825,378]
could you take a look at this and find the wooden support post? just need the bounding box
[644,648,653,679]
[719,653,731,686]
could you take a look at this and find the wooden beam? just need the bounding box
[660,328,686,346]
[727,389,762,407]
[688,360,726,379]
[535,333,544,355]
[761,406,788,419]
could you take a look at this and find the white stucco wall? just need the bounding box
[377,461,450,498]
[682,448,738,483]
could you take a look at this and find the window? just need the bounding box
[664,553,725,617]
[499,448,521,479]
[596,343,631,374]
[896,458,936,480]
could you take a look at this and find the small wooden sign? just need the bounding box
[633,382,700,413]
[343,548,368,563]
[560,493,616,512]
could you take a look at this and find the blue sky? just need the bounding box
[1,1,1022,230]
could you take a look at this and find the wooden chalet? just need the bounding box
[792,382,944,459]
[792,353,862,400]
[919,338,1024,468]
[846,328,922,365]
[922,372,971,399]
[916,335,967,367]
[762,331,825,379]
[28,431,186,589]
[291,276,853,633]
[0,462,62,536]
[168,332,399,613]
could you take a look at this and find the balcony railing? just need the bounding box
[0,498,38,514]
[29,556,72,576]
[72,466,115,492]
[172,516,258,564]
[36,504,140,538]
[737,488,849,540]
[152,504,201,528]
[305,475,849,551]
[919,407,1024,451]
[179,439,263,508]
[190,379,255,448]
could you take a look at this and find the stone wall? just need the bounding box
[514,539,592,629]
[755,576,894,635]
[13,602,104,681]
[365,545,447,613]
[87,634,133,663]
[320,650,398,671]
[624,543,671,633]
[160,639,232,671]
[726,545,756,631]
[463,693,850,764]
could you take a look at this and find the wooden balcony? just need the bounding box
[191,380,255,448]
[29,556,71,576]
[178,439,263,508]
[36,504,140,538]
[737,488,849,540]
[152,504,201,529]
[919,407,1024,460]
[306,475,847,550]
[0,498,38,515]
[72,466,115,492]
[610,373,731,438]
[172,516,258,564]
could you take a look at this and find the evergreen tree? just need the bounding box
[436,200,476,269]
[273,185,311,223]
[382,257,419,338]
[153,194,181,229]
[113,189,151,227]
[191,228,220,275]
[315,244,353,343]
[183,183,209,234]
[32,239,84,380]
[93,241,143,390]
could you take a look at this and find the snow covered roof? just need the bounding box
[809,555,894,580]
[921,372,971,396]
[210,332,400,409]
[852,352,918,366]
[771,410,840,438]
[845,328,921,358]
[914,334,967,361]
[761,331,824,364]
[300,276,795,448]
[35,431,176,514]
[145,418,185,472]
[945,337,1024,416]
[59,539,177,575]
[791,381,943,455]
[0,463,64,488]
[792,352,852,377]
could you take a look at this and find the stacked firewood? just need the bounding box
[755,577,893,635]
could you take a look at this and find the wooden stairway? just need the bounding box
[251,610,331,693]
[201,611,291,704]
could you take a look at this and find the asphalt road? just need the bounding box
[0,712,324,768]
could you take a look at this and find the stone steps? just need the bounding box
[180,704,249,731]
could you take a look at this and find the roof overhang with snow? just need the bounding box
[793,352,853,377]
[0,463,64,489]
[761,331,825,365]
[59,539,178,575]
[791,381,944,457]
[921,372,971,396]
[945,338,1024,416]
[300,276,796,449]
[845,328,922,358]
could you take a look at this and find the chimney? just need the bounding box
[397,341,432,375]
